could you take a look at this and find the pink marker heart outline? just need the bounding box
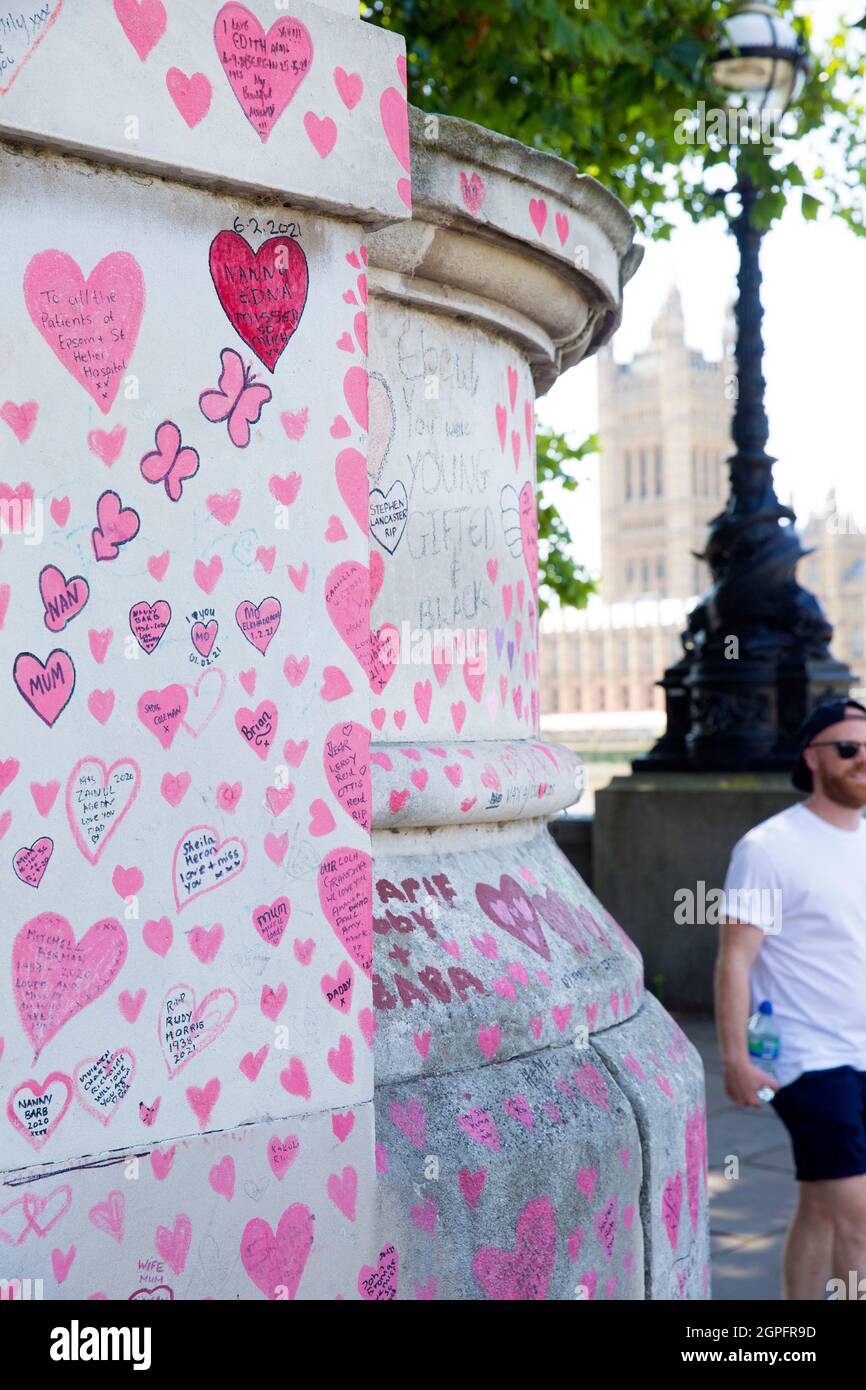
[7,1072,73,1150]
[65,756,141,865]
[172,823,248,911]
[158,982,238,1077]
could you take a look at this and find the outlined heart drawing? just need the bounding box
[158,983,238,1076]
[65,756,141,864]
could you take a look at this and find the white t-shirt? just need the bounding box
[723,802,866,1089]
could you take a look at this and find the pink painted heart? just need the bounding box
[304,111,337,158]
[457,1107,500,1151]
[267,1135,300,1179]
[1,399,38,442]
[88,1189,125,1243]
[252,896,291,948]
[280,1056,310,1099]
[142,915,172,957]
[388,1097,426,1149]
[13,649,75,726]
[65,757,140,865]
[172,825,247,911]
[327,1033,354,1084]
[129,599,171,654]
[235,597,281,655]
[240,1204,314,1299]
[358,1243,398,1301]
[114,0,166,61]
[318,846,371,976]
[321,960,354,1014]
[191,620,218,659]
[472,1197,556,1300]
[323,720,370,831]
[335,448,368,534]
[188,924,224,964]
[159,983,238,1076]
[155,1214,192,1274]
[214,6,313,144]
[30,780,58,816]
[475,875,550,959]
[137,684,188,749]
[207,489,241,526]
[573,1062,610,1111]
[209,1155,235,1200]
[119,988,145,1022]
[458,1167,487,1209]
[8,1073,73,1149]
[327,1166,358,1221]
[529,197,547,237]
[92,489,140,560]
[324,560,374,679]
[88,424,127,467]
[518,480,539,599]
[662,1172,683,1251]
[12,912,127,1057]
[380,86,410,171]
[74,1048,136,1126]
[166,67,212,127]
[235,700,278,761]
[334,66,363,109]
[460,170,485,216]
[24,251,144,413]
[194,556,222,594]
[13,836,53,888]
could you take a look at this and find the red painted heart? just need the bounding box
[208,232,309,373]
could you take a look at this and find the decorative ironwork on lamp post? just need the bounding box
[636,1,854,774]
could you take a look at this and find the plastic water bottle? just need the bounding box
[747,1000,779,1104]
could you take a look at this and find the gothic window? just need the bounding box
[625,450,632,500]
[654,446,663,496]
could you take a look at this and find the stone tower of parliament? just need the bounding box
[541,288,865,723]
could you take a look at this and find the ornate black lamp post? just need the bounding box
[636,1,854,773]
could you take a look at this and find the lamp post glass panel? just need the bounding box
[636,2,853,774]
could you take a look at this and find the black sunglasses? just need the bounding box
[810,740,866,759]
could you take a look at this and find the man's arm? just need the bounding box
[715,919,780,1108]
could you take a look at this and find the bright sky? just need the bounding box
[537,0,866,583]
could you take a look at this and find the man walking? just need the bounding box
[715,699,866,1300]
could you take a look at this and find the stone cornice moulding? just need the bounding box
[367,106,643,392]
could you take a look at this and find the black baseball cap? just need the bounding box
[791,698,866,792]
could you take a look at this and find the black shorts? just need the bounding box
[771,1065,866,1182]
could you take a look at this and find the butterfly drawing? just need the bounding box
[140,421,201,502]
[199,347,273,449]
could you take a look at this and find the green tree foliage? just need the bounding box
[363,0,866,604]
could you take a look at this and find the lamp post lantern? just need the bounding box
[636,1,854,773]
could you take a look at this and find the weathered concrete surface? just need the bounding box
[366,107,709,1300]
[594,993,711,1299]
[372,738,585,828]
[594,774,801,1010]
[372,820,643,1086]
[376,1046,644,1300]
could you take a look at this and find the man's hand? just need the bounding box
[723,1058,780,1108]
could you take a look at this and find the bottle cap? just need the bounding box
[759,1000,773,1015]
